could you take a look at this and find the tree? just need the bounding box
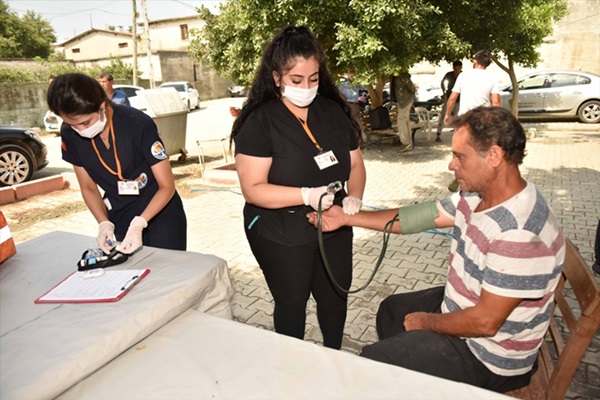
[433,0,568,116]
[189,0,465,108]
[0,0,56,59]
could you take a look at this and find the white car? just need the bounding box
[43,111,63,133]
[499,70,600,123]
[159,81,200,112]
[113,85,146,110]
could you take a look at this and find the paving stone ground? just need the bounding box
[3,98,599,399]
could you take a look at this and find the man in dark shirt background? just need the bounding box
[436,61,462,141]
[98,71,131,106]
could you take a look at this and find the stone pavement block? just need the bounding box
[245,310,274,330]
[231,304,257,323]
[344,321,369,341]
[249,298,274,315]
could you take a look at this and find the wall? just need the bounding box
[0,82,50,128]
[0,59,231,128]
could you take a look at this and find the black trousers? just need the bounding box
[245,227,352,349]
[361,287,533,393]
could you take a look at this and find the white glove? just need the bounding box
[342,196,363,215]
[97,221,116,254]
[116,216,147,254]
[301,186,334,211]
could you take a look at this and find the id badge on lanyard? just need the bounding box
[295,115,338,170]
[314,150,339,170]
[118,180,140,195]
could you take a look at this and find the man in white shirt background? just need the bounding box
[444,50,501,125]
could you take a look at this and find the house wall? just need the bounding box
[148,17,205,52]
[62,31,135,62]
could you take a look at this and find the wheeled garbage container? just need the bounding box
[137,87,189,162]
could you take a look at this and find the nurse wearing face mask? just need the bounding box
[47,73,187,254]
[232,26,366,349]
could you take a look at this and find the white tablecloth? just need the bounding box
[60,309,513,400]
[0,231,233,400]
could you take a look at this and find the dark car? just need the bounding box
[0,126,49,186]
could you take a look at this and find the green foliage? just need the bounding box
[0,0,57,59]
[88,58,134,81]
[432,0,569,115]
[188,0,464,107]
[0,58,133,83]
[0,67,37,82]
[189,0,567,110]
[433,0,568,68]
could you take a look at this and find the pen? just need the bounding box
[121,275,140,291]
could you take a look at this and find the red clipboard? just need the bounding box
[35,269,150,304]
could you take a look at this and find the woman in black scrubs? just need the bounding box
[48,73,186,254]
[232,26,366,349]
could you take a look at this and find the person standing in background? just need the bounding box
[444,51,500,125]
[390,72,416,152]
[98,71,131,106]
[435,61,462,142]
[444,51,500,192]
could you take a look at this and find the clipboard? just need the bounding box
[35,269,150,304]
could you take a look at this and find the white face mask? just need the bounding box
[282,83,318,108]
[72,110,106,139]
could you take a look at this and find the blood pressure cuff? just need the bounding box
[78,248,129,271]
[397,201,439,234]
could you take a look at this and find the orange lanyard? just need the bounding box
[91,105,124,180]
[295,116,323,153]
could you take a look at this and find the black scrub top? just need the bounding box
[61,104,168,217]
[235,96,359,246]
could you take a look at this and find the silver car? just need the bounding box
[500,70,600,123]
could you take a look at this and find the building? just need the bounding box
[56,15,230,99]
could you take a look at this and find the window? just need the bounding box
[118,42,128,48]
[180,24,189,40]
[72,48,80,53]
[518,74,549,90]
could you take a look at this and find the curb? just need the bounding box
[0,175,70,205]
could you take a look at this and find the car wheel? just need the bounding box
[578,100,600,124]
[0,144,35,186]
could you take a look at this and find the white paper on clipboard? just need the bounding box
[35,269,150,303]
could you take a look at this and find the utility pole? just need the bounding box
[141,0,154,88]
[132,0,138,86]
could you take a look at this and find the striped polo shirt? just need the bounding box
[438,182,565,376]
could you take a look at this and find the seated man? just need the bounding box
[98,71,131,106]
[308,106,565,393]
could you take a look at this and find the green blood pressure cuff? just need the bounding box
[397,201,439,234]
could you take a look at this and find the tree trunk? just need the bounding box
[492,56,519,118]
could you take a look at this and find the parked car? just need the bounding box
[159,81,200,111]
[227,85,247,97]
[43,110,63,133]
[499,70,600,123]
[113,84,146,110]
[0,126,49,186]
